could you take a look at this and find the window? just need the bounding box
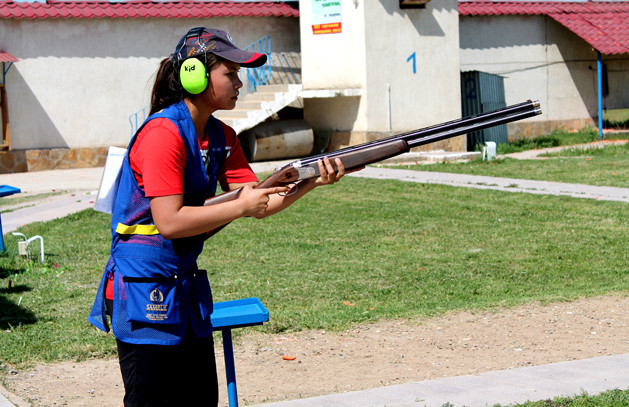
[399,0,431,9]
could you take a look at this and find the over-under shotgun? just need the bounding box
[208,99,541,205]
[175,99,541,248]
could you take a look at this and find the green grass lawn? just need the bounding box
[1,173,628,368]
[491,389,629,407]
[1,129,628,406]
[397,131,629,187]
[490,127,628,155]
[603,108,629,129]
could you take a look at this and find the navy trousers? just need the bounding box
[116,327,219,407]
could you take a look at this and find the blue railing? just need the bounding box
[276,52,300,85]
[243,35,272,94]
[129,104,150,137]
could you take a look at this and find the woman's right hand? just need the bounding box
[238,185,289,218]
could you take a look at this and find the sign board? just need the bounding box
[312,0,342,34]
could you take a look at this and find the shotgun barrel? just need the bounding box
[294,99,540,167]
[276,100,541,182]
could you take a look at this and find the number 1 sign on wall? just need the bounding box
[407,52,416,74]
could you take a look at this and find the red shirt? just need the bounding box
[129,118,257,196]
[105,117,257,300]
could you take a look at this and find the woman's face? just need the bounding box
[203,60,243,112]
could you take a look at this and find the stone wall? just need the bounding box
[0,150,27,173]
[507,118,596,141]
[0,146,113,174]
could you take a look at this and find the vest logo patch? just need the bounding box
[150,288,164,303]
[146,288,169,321]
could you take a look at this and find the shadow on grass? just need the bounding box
[0,285,38,329]
[0,264,24,279]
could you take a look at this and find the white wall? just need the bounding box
[299,0,462,139]
[299,0,366,90]
[364,0,461,132]
[298,0,366,133]
[459,14,613,123]
[1,17,299,150]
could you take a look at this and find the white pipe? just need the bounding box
[12,232,44,262]
[27,235,44,263]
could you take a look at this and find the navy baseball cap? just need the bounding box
[171,27,267,68]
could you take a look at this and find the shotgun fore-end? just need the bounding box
[294,139,410,179]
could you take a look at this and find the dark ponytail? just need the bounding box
[149,53,222,115]
[149,57,186,115]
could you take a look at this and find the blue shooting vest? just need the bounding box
[88,100,226,345]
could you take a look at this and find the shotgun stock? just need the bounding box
[177,99,541,248]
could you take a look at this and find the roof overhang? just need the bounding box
[459,1,629,55]
[1,52,19,85]
[548,9,629,55]
[0,0,299,20]
[0,52,19,63]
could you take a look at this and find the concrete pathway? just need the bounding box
[0,167,102,234]
[251,354,629,407]
[350,166,629,202]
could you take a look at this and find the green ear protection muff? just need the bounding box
[179,58,208,94]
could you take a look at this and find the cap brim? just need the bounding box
[217,49,267,68]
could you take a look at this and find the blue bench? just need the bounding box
[0,184,21,252]
[211,297,269,407]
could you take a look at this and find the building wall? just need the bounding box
[459,14,628,134]
[298,0,366,135]
[299,0,464,152]
[5,7,624,172]
[0,17,300,152]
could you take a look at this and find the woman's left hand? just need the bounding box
[263,156,364,216]
[314,157,346,187]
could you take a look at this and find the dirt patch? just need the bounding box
[3,295,628,407]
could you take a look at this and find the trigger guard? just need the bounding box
[278,183,298,197]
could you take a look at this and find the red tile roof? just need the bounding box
[0,1,299,20]
[0,52,19,63]
[459,1,629,55]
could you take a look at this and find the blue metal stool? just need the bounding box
[0,184,21,252]
[211,297,269,407]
